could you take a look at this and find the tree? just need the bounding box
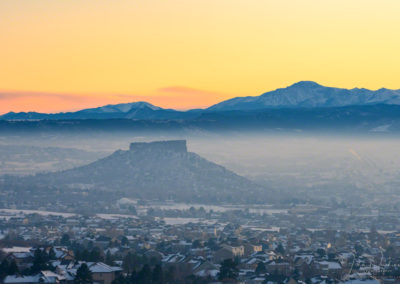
[49,248,57,260]
[0,259,10,279]
[75,263,93,284]
[123,252,143,273]
[293,268,300,280]
[128,271,137,284]
[111,274,126,284]
[105,251,114,266]
[327,252,336,261]
[7,260,19,275]
[218,259,239,281]
[186,274,208,284]
[31,249,50,273]
[77,249,90,261]
[275,243,285,255]
[89,247,104,262]
[255,262,266,275]
[205,238,220,251]
[192,240,202,249]
[0,259,19,279]
[120,236,129,246]
[355,244,364,256]
[0,250,6,262]
[316,248,326,258]
[164,265,176,284]
[61,234,71,246]
[128,205,137,215]
[149,257,159,267]
[385,245,396,259]
[263,270,286,284]
[136,264,152,284]
[152,264,164,284]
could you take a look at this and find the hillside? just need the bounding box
[7,140,267,203]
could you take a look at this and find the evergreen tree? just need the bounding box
[49,248,57,260]
[89,247,104,262]
[129,270,137,284]
[218,259,239,281]
[105,251,114,266]
[275,243,285,255]
[111,274,126,284]
[128,206,137,215]
[61,234,71,246]
[164,265,176,284]
[75,263,93,284]
[122,252,134,273]
[120,236,129,246]
[81,249,90,261]
[136,264,152,284]
[152,264,164,284]
[255,262,266,275]
[316,248,326,258]
[31,249,50,273]
[192,240,202,248]
[7,260,19,275]
[122,252,144,274]
[0,259,10,279]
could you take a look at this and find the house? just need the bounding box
[45,247,74,261]
[3,271,66,284]
[3,275,42,284]
[56,262,122,284]
[88,262,122,284]
[162,253,187,268]
[266,260,291,276]
[243,243,263,257]
[314,260,342,279]
[94,236,111,248]
[6,252,34,271]
[214,244,244,263]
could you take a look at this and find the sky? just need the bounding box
[1,0,400,114]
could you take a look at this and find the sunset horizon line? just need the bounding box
[2,80,400,115]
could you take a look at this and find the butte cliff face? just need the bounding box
[129,140,187,153]
[11,140,267,203]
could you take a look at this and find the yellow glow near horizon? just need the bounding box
[1,0,400,113]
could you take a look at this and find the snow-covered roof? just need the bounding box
[88,262,122,273]
[4,275,40,284]
[341,279,379,284]
[2,247,32,253]
[318,261,342,270]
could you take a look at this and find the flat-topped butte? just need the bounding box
[129,140,187,153]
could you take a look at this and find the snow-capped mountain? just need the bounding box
[0,101,187,120]
[208,81,400,111]
[77,101,161,114]
[2,82,400,130]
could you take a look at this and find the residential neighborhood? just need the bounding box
[1,203,400,284]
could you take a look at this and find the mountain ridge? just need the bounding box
[207,81,400,111]
[3,81,400,120]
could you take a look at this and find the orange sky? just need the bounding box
[1,0,400,114]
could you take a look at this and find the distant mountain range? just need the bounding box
[0,101,196,120]
[2,81,400,120]
[1,140,267,203]
[2,81,400,133]
[208,81,400,110]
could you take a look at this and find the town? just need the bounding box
[1,201,400,284]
